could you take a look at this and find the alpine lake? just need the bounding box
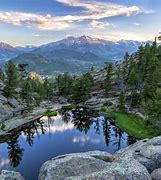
[0,107,137,180]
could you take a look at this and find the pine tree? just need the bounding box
[20,78,33,109]
[0,68,4,81]
[43,78,53,101]
[3,61,19,98]
[104,63,113,96]
[56,73,73,96]
[119,91,125,111]
[72,73,93,102]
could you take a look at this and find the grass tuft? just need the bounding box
[44,110,58,117]
[110,111,157,139]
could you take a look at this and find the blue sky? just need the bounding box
[0,0,160,46]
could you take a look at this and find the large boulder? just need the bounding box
[0,170,24,180]
[58,96,68,104]
[85,98,103,110]
[0,95,7,104]
[39,136,161,179]
[8,98,19,108]
[39,151,114,180]
[151,168,161,180]
[39,150,151,180]
[117,136,161,173]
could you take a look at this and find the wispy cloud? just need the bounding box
[90,20,115,29]
[0,12,72,30]
[133,22,140,26]
[0,0,141,31]
[57,0,140,19]
[32,34,41,37]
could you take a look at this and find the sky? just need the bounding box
[0,0,160,46]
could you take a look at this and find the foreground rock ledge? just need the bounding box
[39,136,161,180]
[0,170,24,180]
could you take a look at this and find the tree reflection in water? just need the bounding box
[102,117,110,146]
[128,136,137,145]
[7,133,24,168]
[2,107,137,169]
[112,125,124,151]
[23,120,45,146]
[61,107,136,150]
[71,109,93,134]
[5,119,46,167]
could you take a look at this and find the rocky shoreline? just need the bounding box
[0,102,65,137]
[1,136,161,179]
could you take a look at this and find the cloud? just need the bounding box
[32,34,41,37]
[0,158,10,169]
[56,0,140,19]
[90,20,115,29]
[133,22,140,26]
[0,0,141,31]
[0,12,72,30]
[73,136,101,144]
[94,30,153,42]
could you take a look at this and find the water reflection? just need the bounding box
[0,107,137,177]
[0,158,10,169]
[7,133,24,168]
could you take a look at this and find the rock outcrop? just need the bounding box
[0,81,26,123]
[151,168,161,180]
[39,136,161,180]
[0,170,24,180]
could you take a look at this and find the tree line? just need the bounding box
[0,61,94,110]
[114,41,161,127]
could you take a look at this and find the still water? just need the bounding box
[0,107,136,180]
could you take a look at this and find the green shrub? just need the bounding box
[44,110,57,117]
[99,107,108,113]
[62,104,77,111]
[103,100,113,107]
[0,123,5,130]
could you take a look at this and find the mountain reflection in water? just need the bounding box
[0,107,137,180]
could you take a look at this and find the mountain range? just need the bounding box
[0,36,150,75]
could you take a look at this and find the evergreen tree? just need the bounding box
[20,78,33,109]
[3,61,19,98]
[104,63,113,96]
[0,68,4,81]
[56,73,74,96]
[72,73,93,102]
[119,91,125,111]
[43,78,53,101]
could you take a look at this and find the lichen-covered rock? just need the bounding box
[0,170,24,180]
[117,136,161,173]
[39,150,151,180]
[8,98,19,108]
[39,136,161,179]
[151,168,161,180]
[39,151,114,180]
[58,96,68,104]
[0,95,7,104]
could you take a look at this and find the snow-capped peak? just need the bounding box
[0,42,15,50]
